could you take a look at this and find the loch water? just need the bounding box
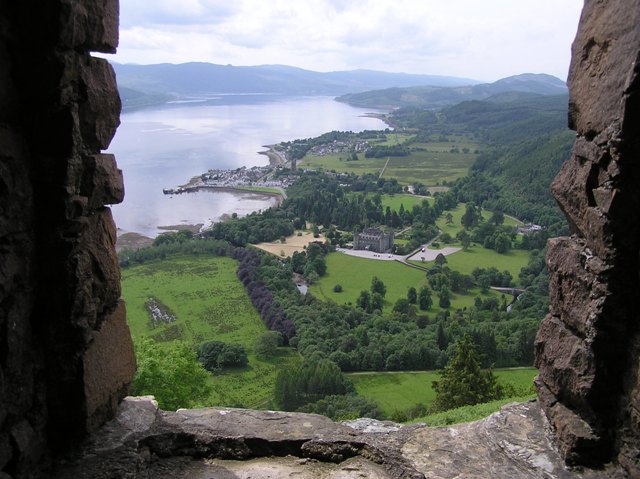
[108,95,386,237]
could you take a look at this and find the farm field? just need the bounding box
[254,231,325,258]
[311,252,501,312]
[300,152,383,176]
[380,147,478,186]
[349,367,537,417]
[298,135,482,186]
[121,255,301,408]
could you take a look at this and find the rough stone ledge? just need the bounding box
[52,397,622,478]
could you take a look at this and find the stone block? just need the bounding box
[535,379,604,466]
[70,207,121,330]
[551,149,618,260]
[551,153,598,236]
[79,56,121,151]
[546,237,610,337]
[83,154,124,208]
[535,315,596,413]
[59,0,119,53]
[83,301,136,433]
[567,0,640,136]
[549,399,604,466]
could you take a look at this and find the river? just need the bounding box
[107,96,386,237]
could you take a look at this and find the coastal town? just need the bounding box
[162,135,377,196]
[162,164,293,195]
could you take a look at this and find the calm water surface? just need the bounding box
[108,96,385,237]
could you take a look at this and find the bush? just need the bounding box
[274,359,353,411]
[254,331,282,358]
[197,341,248,372]
[333,284,343,293]
[298,394,384,421]
[132,340,212,410]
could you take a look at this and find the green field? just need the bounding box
[436,203,521,238]
[121,255,301,408]
[311,253,428,310]
[298,135,481,186]
[236,185,283,195]
[311,252,500,312]
[301,153,384,176]
[349,368,537,417]
[379,193,429,212]
[416,394,536,426]
[441,248,530,283]
[380,142,479,186]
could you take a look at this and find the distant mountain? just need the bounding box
[336,74,567,109]
[113,62,478,110]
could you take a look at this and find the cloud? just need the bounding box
[113,0,583,81]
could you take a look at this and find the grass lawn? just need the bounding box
[415,395,536,426]
[436,203,523,239]
[443,248,530,283]
[312,252,500,313]
[121,255,301,408]
[311,253,429,311]
[379,193,429,213]
[349,371,439,415]
[236,185,283,195]
[349,367,537,418]
[435,203,467,237]
[410,247,530,286]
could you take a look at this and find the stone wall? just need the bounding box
[535,0,640,474]
[0,0,639,477]
[0,1,135,477]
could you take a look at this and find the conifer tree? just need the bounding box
[432,335,502,411]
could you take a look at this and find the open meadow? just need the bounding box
[435,203,522,238]
[379,193,429,212]
[297,134,481,186]
[121,255,301,408]
[349,367,537,418]
[311,252,501,313]
[441,248,530,282]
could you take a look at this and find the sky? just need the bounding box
[112,0,584,82]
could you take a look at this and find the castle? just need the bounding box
[353,227,395,253]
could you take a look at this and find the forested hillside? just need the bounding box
[386,93,572,235]
[337,74,567,109]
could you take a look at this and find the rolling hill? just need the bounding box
[113,62,479,110]
[336,73,567,109]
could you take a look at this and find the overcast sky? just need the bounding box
[112,0,583,82]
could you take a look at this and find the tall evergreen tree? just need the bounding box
[432,335,502,411]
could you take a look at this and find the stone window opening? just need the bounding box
[0,0,638,477]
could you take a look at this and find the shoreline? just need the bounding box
[117,187,284,250]
[164,184,284,204]
[258,145,287,167]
